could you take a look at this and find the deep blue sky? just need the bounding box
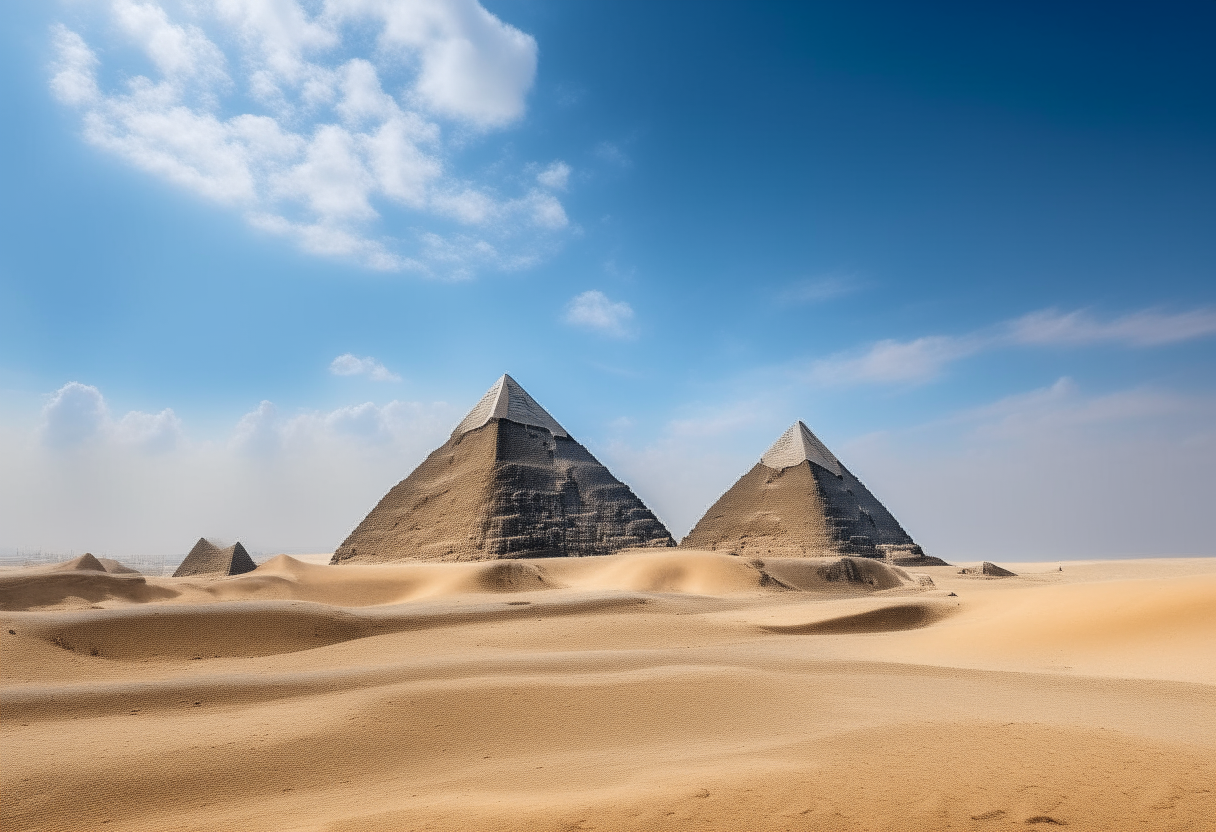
[1,1,1213,557]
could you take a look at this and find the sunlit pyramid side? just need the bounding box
[332,374,675,563]
[682,420,937,563]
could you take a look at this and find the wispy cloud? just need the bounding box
[809,335,984,384]
[329,353,401,382]
[809,306,1216,386]
[536,161,571,191]
[1006,307,1216,346]
[564,290,635,338]
[777,275,859,305]
[48,1,570,276]
[593,141,630,168]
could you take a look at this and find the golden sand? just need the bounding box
[2,551,1214,831]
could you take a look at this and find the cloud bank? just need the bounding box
[49,0,570,277]
[4,382,458,556]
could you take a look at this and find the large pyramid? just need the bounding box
[173,538,258,578]
[331,374,675,564]
[682,421,929,561]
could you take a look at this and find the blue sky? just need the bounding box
[2,0,1214,559]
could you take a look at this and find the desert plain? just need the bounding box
[1,550,1214,831]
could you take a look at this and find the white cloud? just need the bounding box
[112,0,229,86]
[536,161,570,190]
[564,290,635,338]
[808,305,1216,386]
[777,275,858,304]
[40,382,182,453]
[810,335,983,384]
[48,0,564,276]
[49,25,99,106]
[112,408,185,453]
[41,382,108,448]
[330,353,402,381]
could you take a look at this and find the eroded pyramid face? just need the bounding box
[332,375,674,563]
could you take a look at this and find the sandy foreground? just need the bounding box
[2,551,1214,831]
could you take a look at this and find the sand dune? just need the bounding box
[2,551,1214,831]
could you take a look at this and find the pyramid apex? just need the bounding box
[452,374,569,439]
[760,420,842,475]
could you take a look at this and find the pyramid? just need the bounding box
[173,538,258,578]
[332,374,675,564]
[960,561,1016,577]
[51,553,108,572]
[682,421,929,560]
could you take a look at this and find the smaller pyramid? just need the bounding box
[173,538,257,578]
[682,420,924,559]
[960,562,1016,577]
[51,553,108,572]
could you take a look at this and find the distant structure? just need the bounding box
[173,538,257,577]
[960,562,1016,577]
[683,421,937,563]
[332,374,675,564]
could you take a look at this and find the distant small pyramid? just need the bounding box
[960,561,1016,577]
[173,538,257,578]
[52,553,108,572]
[333,374,674,563]
[682,420,924,559]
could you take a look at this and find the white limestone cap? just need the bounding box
[452,374,569,439]
[760,420,842,475]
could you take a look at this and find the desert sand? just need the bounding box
[2,550,1214,831]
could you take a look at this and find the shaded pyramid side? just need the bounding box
[173,538,258,577]
[332,418,674,564]
[681,459,916,557]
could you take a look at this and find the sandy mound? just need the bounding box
[760,600,959,633]
[95,558,140,575]
[0,571,179,610]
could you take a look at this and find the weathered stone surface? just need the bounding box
[173,538,257,578]
[332,381,674,564]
